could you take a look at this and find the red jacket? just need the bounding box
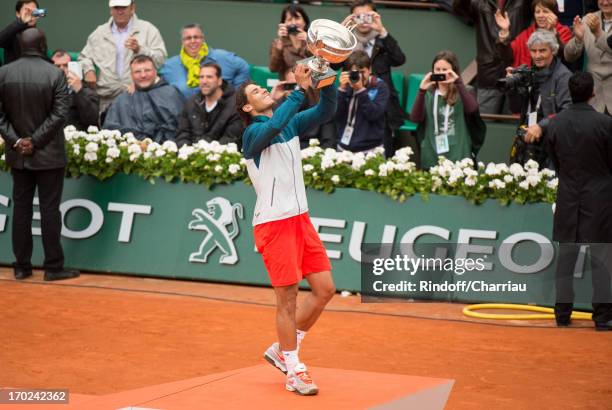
[510,23,573,67]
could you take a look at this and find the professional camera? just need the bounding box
[353,13,373,25]
[349,70,361,84]
[32,8,47,18]
[287,24,299,35]
[496,65,534,94]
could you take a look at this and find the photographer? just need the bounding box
[269,4,311,80]
[410,51,485,170]
[335,51,389,153]
[341,0,406,157]
[505,30,572,167]
[0,1,40,66]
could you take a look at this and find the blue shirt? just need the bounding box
[159,47,251,99]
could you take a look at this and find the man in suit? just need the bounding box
[547,71,612,330]
[0,28,79,281]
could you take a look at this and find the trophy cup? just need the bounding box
[298,19,357,89]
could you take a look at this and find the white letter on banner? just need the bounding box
[0,194,9,232]
[60,199,104,239]
[107,203,152,243]
[456,229,496,271]
[399,226,450,259]
[310,217,345,259]
[348,221,397,262]
[32,197,41,236]
[499,232,554,274]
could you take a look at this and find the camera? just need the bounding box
[287,24,299,35]
[283,82,298,91]
[354,13,373,25]
[349,70,361,84]
[430,73,446,82]
[496,65,534,94]
[32,8,47,18]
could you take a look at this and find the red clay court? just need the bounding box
[1,268,611,409]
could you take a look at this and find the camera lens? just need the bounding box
[349,70,361,84]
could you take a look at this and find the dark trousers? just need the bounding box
[11,167,65,272]
[555,243,612,324]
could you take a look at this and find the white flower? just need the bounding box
[525,159,539,170]
[351,153,366,170]
[143,151,152,160]
[331,175,340,184]
[303,164,314,172]
[488,179,506,189]
[394,146,413,160]
[464,175,477,186]
[320,158,334,170]
[552,203,556,213]
[309,138,320,147]
[509,163,525,178]
[85,142,99,153]
[126,134,137,144]
[87,125,99,133]
[459,158,474,168]
[519,180,530,190]
[228,164,241,174]
[64,125,77,133]
[162,140,178,153]
[503,175,514,183]
[464,168,478,178]
[214,165,223,173]
[105,157,113,163]
[72,147,80,156]
[432,176,443,191]
[119,141,128,148]
[155,149,166,158]
[547,178,558,189]
[1,154,5,161]
[448,168,464,185]
[312,172,318,178]
[107,147,120,159]
[207,153,221,162]
[128,144,142,155]
[129,153,140,162]
[178,145,195,160]
[364,169,375,176]
[239,157,247,165]
[541,168,556,178]
[526,174,541,187]
[83,152,97,162]
[225,143,239,154]
[378,163,388,177]
[146,141,160,153]
[485,163,500,176]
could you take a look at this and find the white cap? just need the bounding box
[109,0,132,7]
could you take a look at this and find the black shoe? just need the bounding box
[556,319,572,327]
[14,269,33,280]
[595,320,612,331]
[44,270,80,281]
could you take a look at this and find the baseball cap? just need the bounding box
[109,0,132,7]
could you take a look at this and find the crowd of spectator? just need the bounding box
[1,0,611,170]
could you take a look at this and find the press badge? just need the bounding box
[435,133,450,154]
[340,125,354,145]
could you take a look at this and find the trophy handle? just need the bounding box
[344,21,358,32]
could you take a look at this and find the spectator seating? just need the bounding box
[399,73,424,132]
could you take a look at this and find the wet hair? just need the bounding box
[350,0,377,13]
[16,0,39,13]
[236,81,255,126]
[568,71,594,103]
[431,50,462,106]
[531,0,559,16]
[280,4,310,29]
[200,62,222,78]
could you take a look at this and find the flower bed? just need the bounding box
[0,126,557,205]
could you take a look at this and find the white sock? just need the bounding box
[296,329,307,351]
[282,349,300,374]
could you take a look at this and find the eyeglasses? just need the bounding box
[182,36,203,41]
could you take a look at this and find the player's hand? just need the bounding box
[294,64,312,90]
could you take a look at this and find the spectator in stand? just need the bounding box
[51,50,99,130]
[103,55,183,143]
[564,0,612,115]
[341,0,406,157]
[270,68,337,149]
[175,62,243,148]
[453,0,532,114]
[410,51,485,170]
[335,51,389,154]
[78,0,167,114]
[495,0,573,68]
[0,1,39,67]
[160,23,250,100]
[269,4,311,81]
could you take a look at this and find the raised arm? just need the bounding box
[293,84,338,136]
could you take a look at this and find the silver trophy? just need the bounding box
[299,19,357,89]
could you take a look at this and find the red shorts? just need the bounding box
[254,213,331,287]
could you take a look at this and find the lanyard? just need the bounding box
[433,90,451,136]
[347,94,359,127]
[527,93,542,115]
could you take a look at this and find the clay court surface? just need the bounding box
[1,267,610,409]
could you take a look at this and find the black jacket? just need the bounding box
[546,103,612,243]
[0,53,70,170]
[370,33,406,130]
[68,85,99,131]
[175,82,243,148]
[0,19,29,66]
[453,0,531,88]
